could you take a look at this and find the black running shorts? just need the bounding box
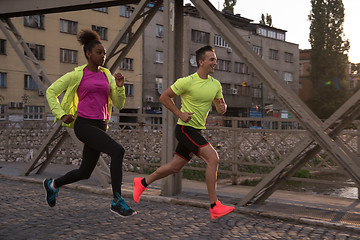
[174,124,209,161]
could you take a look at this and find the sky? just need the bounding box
[184,0,360,63]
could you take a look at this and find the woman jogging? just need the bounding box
[43,29,136,217]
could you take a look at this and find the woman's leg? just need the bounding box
[54,145,100,187]
[72,118,125,197]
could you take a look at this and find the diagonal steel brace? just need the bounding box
[191,0,360,188]
[239,89,360,205]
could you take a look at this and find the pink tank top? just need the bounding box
[77,67,110,120]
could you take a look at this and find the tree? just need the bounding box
[260,13,273,27]
[307,0,350,119]
[223,0,237,14]
[351,63,359,74]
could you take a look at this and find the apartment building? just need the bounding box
[143,4,300,119]
[299,49,312,103]
[0,5,143,121]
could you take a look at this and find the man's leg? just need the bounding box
[199,143,235,219]
[133,154,188,203]
[198,144,219,204]
[145,154,188,185]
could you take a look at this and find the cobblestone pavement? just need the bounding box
[1,177,360,240]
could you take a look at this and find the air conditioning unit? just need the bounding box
[232,88,238,95]
[145,96,154,102]
[8,102,17,108]
[227,47,232,53]
[17,102,24,109]
[38,90,45,96]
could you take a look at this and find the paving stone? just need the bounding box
[2,177,360,239]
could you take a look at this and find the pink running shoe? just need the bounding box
[209,200,235,219]
[133,177,148,203]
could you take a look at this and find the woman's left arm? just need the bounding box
[109,72,126,110]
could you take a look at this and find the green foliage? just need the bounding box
[351,63,360,73]
[307,0,350,119]
[222,0,237,14]
[292,169,312,178]
[241,178,262,186]
[260,13,273,27]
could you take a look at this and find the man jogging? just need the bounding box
[133,45,234,219]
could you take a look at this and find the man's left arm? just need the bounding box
[213,98,227,114]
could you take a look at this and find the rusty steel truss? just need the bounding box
[1,0,359,203]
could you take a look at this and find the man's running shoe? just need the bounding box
[43,178,59,207]
[209,200,235,219]
[133,177,147,203]
[111,193,136,217]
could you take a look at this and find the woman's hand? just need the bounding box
[114,73,125,87]
[61,114,75,124]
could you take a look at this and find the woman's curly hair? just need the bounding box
[77,29,102,59]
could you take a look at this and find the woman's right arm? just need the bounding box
[46,72,72,120]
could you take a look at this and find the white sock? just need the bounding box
[50,180,58,190]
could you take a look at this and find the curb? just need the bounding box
[2,173,360,233]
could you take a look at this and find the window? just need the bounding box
[257,28,267,37]
[156,24,163,38]
[215,59,231,72]
[120,58,133,70]
[120,5,134,18]
[60,48,77,64]
[221,83,231,94]
[60,19,78,35]
[24,106,44,120]
[267,30,276,39]
[0,72,6,88]
[121,32,131,44]
[269,49,278,60]
[189,54,197,67]
[277,32,285,41]
[252,87,261,98]
[24,15,44,29]
[214,34,229,48]
[253,45,262,57]
[285,52,293,63]
[26,43,45,60]
[0,105,5,120]
[0,39,5,55]
[124,84,133,96]
[238,85,251,96]
[155,77,163,94]
[92,25,107,40]
[24,74,43,90]
[284,72,293,82]
[93,7,108,13]
[191,29,210,44]
[155,51,163,63]
[234,62,248,74]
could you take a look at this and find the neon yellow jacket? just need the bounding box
[46,64,125,128]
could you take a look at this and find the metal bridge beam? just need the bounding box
[160,0,184,196]
[0,0,140,18]
[106,0,164,73]
[0,19,51,93]
[191,0,360,202]
[240,89,360,205]
[15,0,155,187]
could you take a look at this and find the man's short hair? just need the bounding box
[196,45,215,68]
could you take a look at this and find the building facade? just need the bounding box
[142,4,300,120]
[299,49,312,103]
[0,6,143,121]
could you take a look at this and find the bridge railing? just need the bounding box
[0,112,359,191]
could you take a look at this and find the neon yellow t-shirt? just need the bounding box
[171,72,223,129]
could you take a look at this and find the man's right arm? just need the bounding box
[159,87,193,123]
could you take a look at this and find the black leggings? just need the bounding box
[54,117,125,198]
